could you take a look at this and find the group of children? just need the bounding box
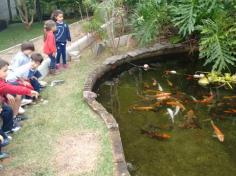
[0,9,71,160]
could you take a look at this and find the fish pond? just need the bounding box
[96,57,236,176]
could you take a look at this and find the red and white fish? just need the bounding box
[211,121,224,142]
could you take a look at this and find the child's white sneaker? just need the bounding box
[21,99,33,106]
[18,106,25,114]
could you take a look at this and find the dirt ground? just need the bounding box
[53,132,101,176]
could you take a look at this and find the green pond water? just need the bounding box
[96,58,236,176]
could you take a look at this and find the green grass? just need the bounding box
[0,19,78,51]
[2,49,114,175]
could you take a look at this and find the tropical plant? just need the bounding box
[199,18,236,72]
[170,0,219,37]
[131,0,170,45]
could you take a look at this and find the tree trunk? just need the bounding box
[7,0,13,22]
[35,0,42,22]
[16,0,36,30]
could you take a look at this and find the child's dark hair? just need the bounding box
[31,53,43,64]
[44,20,56,41]
[0,58,9,69]
[21,42,35,52]
[51,10,64,22]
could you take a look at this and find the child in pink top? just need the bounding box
[43,20,57,74]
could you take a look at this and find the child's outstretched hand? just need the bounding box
[0,135,3,144]
[31,90,39,98]
[6,94,15,104]
[22,81,31,87]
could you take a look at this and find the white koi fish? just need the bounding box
[167,108,175,123]
[158,83,163,91]
[174,106,180,116]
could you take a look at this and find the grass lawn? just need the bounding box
[1,49,114,175]
[0,19,78,51]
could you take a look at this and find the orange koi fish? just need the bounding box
[223,96,236,99]
[211,121,224,142]
[224,109,236,114]
[153,102,161,107]
[156,92,171,97]
[193,93,214,104]
[155,92,172,100]
[132,106,154,111]
[141,129,171,140]
[165,101,185,110]
[144,90,158,94]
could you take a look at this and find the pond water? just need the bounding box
[96,58,236,176]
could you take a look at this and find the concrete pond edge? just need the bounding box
[83,43,191,176]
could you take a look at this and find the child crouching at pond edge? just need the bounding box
[51,9,71,69]
[43,20,57,75]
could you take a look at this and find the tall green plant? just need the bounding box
[199,19,236,72]
[170,0,218,37]
[131,0,170,45]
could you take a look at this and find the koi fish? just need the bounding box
[164,70,177,75]
[152,79,157,86]
[158,83,163,91]
[156,92,171,97]
[132,106,154,111]
[211,120,224,142]
[193,93,214,104]
[167,108,175,123]
[144,90,158,94]
[141,129,171,140]
[223,96,236,99]
[166,79,173,87]
[186,75,194,80]
[156,95,171,101]
[174,106,180,116]
[165,101,185,111]
[190,95,197,101]
[153,102,161,107]
[224,109,236,114]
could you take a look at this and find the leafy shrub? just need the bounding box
[131,0,170,45]
[199,18,236,72]
[170,0,219,37]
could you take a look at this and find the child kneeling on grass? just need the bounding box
[0,58,39,123]
[7,53,43,93]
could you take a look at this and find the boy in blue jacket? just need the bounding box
[51,10,71,69]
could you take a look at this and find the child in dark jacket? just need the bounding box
[51,10,71,69]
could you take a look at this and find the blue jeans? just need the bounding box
[28,69,42,92]
[49,54,56,69]
[56,42,67,65]
[1,105,13,133]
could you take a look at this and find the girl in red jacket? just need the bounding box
[43,20,57,74]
